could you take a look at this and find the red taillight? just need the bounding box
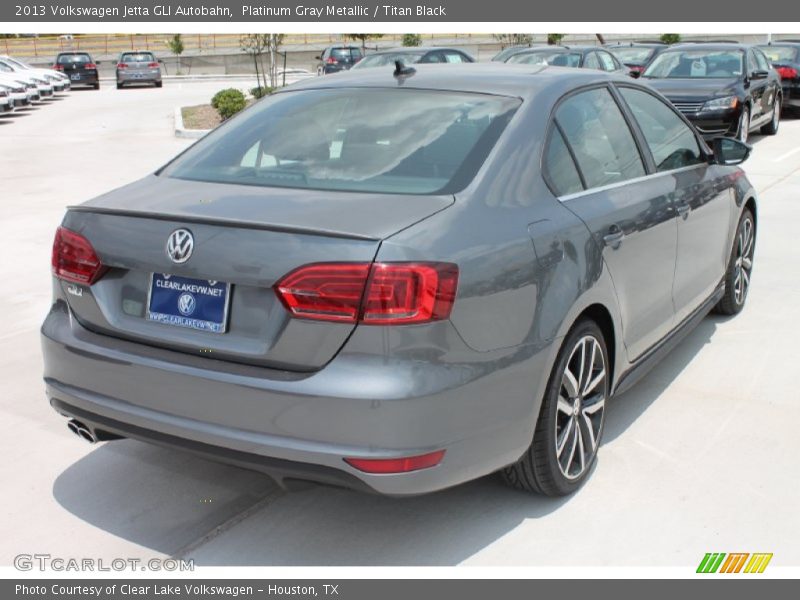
[53,64,64,71]
[629,65,644,72]
[147,62,159,68]
[51,227,106,285]
[116,62,128,69]
[776,66,799,79]
[344,450,446,474]
[84,63,97,70]
[325,57,338,64]
[274,262,459,325]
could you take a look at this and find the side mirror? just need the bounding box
[750,69,769,80]
[95,61,101,65]
[712,137,751,166]
[629,70,641,78]
[314,55,321,60]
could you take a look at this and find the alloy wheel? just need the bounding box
[555,335,607,480]
[738,108,750,143]
[734,216,754,305]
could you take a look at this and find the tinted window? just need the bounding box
[543,127,584,196]
[644,50,744,78]
[609,47,656,64]
[597,51,618,71]
[546,53,582,68]
[556,88,645,188]
[746,51,758,74]
[330,48,362,60]
[444,52,467,63]
[120,52,156,63]
[753,49,770,71]
[57,53,92,64]
[354,52,422,68]
[620,87,704,172]
[583,53,601,69]
[162,88,520,195]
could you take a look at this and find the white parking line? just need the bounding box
[774,146,800,162]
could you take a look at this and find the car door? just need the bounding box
[552,85,678,360]
[753,48,780,117]
[746,49,768,122]
[617,85,733,323]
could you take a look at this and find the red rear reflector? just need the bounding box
[51,226,106,285]
[345,450,446,474]
[777,66,799,79]
[274,262,458,325]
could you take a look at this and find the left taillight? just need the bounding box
[51,226,106,285]
[274,262,459,325]
[776,66,799,80]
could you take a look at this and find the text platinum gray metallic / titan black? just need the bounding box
[42,64,758,496]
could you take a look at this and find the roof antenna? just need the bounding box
[393,60,416,79]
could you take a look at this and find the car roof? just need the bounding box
[759,41,800,46]
[670,43,749,50]
[56,51,92,56]
[368,47,459,54]
[281,62,629,99]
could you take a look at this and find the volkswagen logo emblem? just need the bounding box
[166,229,194,264]
[177,293,196,316]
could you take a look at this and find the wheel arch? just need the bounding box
[575,303,617,389]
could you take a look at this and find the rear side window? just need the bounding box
[619,87,704,172]
[162,88,521,195]
[597,52,618,71]
[543,127,584,196]
[583,53,601,69]
[57,54,91,64]
[555,88,645,189]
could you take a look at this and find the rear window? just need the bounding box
[759,46,799,62]
[331,48,362,60]
[161,88,520,195]
[609,47,655,64]
[57,53,92,64]
[354,52,423,69]
[120,52,156,63]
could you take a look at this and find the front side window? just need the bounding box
[162,88,520,195]
[619,87,704,172]
[754,49,770,72]
[644,50,744,79]
[555,87,645,189]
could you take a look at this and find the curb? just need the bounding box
[174,106,210,139]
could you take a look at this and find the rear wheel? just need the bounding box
[116,82,122,90]
[761,96,781,135]
[93,82,100,90]
[715,209,756,315]
[155,81,163,88]
[502,319,609,496]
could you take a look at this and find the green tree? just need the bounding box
[345,34,384,51]
[240,34,268,91]
[492,34,533,49]
[165,34,185,75]
[660,33,682,44]
[547,34,565,46]
[402,34,423,47]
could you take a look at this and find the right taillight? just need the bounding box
[776,66,799,79]
[51,226,106,285]
[274,262,458,325]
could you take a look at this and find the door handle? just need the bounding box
[603,226,625,249]
[676,203,691,220]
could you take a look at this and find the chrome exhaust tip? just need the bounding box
[67,419,97,444]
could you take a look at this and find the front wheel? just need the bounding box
[502,319,609,496]
[715,209,756,315]
[737,106,750,143]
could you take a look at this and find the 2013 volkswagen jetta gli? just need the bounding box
[42,64,758,496]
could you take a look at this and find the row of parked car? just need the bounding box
[0,54,73,114]
[317,39,800,143]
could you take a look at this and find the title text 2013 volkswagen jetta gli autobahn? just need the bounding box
[42,64,758,496]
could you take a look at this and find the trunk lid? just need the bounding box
[60,175,453,371]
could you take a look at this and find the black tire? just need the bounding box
[715,209,756,316]
[93,83,100,90]
[155,81,163,88]
[502,318,610,496]
[116,82,122,90]
[761,96,781,135]
[737,106,750,143]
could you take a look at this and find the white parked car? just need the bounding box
[0,55,70,91]
[0,58,55,97]
[0,74,37,105]
[0,86,14,114]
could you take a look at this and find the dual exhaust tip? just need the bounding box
[67,419,97,444]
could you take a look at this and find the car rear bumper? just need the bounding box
[117,71,162,84]
[42,300,544,495]
[782,82,800,107]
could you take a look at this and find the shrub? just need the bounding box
[660,33,682,45]
[211,88,246,120]
[250,86,274,99]
[402,34,422,47]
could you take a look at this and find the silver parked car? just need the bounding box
[116,51,162,89]
[43,64,757,496]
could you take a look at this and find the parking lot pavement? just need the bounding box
[1,84,799,567]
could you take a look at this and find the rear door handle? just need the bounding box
[603,226,625,249]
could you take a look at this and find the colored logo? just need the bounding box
[697,552,773,574]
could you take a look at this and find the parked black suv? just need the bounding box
[54,52,100,89]
[757,41,800,115]
[641,43,782,142]
[315,46,364,75]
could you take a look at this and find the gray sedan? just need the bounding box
[43,64,757,496]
